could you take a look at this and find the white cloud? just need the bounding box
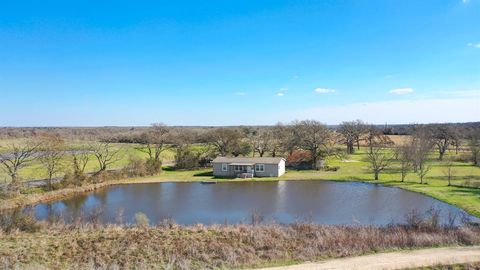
[462,0,468,3]
[467,42,480,48]
[314,88,336,94]
[282,97,480,125]
[389,88,414,95]
[276,87,288,97]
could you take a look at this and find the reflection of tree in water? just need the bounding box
[92,190,109,205]
[63,194,89,211]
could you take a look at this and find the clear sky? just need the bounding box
[0,0,479,126]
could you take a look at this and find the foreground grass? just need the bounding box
[0,222,479,269]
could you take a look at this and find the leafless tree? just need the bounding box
[292,120,332,170]
[468,128,480,166]
[0,141,40,185]
[91,142,121,173]
[270,123,297,157]
[442,158,455,186]
[205,128,242,156]
[411,125,433,184]
[367,143,393,180]
[136,123,171,174]
[430,125,455,160]
[251,130,272,157]
[394,142,414,182]
[38,134,66,189]
[72,148,91,175]
[364,125,392,152]
[338,120,365,153]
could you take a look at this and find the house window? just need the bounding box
[222,164,228,171]
[234,165,243,171]
[255,164,265,172]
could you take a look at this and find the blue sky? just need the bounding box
[0,0,479,126]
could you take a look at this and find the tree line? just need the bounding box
[1,120,479,190]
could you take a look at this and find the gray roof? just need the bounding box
[212,157,285,164]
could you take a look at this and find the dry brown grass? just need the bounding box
[1,221,479,270]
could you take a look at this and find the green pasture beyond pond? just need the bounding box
[1,141,479,217]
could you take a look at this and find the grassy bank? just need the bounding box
[1,221,479,269]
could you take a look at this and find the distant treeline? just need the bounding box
[1,122,479,141]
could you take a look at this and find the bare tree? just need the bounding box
[411,125,433,184]
[367,144,393,180]
[394,142,414,182]
[364,125,392,152]
[442,158,455,186]
[251,130,272,157]
[292,120,332,170]
[38,134,66,189]
[468,128,480,166]
[430,125,455,160]
[0,141,40,185]
[205,128,242,156]
[270,123,297,157]
[338,120,366,154]
[136,123,171,174]
[72,148,91,175]
[91,142,121,173]
[230,140,252,157]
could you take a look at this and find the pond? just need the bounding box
[32,181,477,226]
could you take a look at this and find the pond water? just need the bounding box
[32,181,476,225]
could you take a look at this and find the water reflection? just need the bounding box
[31,181,477,226]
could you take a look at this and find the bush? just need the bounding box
[323,166,340,172]
[0,210,40,233]
[175,146,200,170]
[145,158,162,175]
[135,212,150,227]
[63,169,89,187]
[124,156,147,177]
[287,150,313,170]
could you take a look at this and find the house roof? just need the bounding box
[212,157,285,165]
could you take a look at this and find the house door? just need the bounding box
[246,166,252,173]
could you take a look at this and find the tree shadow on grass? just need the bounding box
[193,171,214,177]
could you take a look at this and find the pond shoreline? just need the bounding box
[1,173,479,220]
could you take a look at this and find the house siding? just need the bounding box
[212,163,233,177]
[212,158,286,178]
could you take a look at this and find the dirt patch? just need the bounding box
[261,246,480,270]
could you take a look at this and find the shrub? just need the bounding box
[124,156,147,177]
[323,166,340,172]
[175,146,200,170]
[145,158,162,175]
[135,212,150,227]
[287,150,313,170]
[0,210,40,233]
